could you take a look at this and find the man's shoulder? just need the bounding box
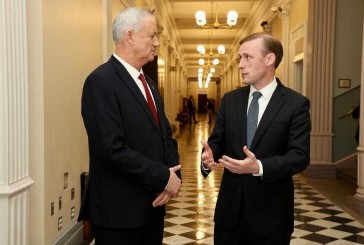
[86,60,118,80]
[91,59,115,74]
[279,85,308,101]
[224,86,248,98]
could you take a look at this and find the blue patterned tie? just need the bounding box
[247,91,262,148]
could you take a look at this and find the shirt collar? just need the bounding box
[249,77,278,100]
[113,53,144,81]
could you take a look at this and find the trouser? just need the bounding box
[94,213,164,245]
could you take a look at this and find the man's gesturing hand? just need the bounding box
[201,140,218,171]
[218,146,259,174]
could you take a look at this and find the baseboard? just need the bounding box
[336,153,357,169]
[346,195,364,217]
[52,221,84,245]
[302,164,337,178]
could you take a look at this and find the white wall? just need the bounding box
[334,0,364,97]
[28,0,113,243]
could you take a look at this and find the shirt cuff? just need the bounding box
[252,160,263,176]
[201,162,210,171]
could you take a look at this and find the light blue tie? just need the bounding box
[247,91,262,148]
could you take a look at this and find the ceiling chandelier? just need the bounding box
[197,61,216,89]
[196,29,224,88]
[195,1,238,29]
[197,29,224,67]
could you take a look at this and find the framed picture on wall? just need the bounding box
[338,79,351,88]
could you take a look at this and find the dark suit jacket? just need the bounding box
[187,98,196,113]
[78,55,180,228]
[202,79,311,237]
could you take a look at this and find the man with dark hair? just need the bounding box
[187,95,198,123]
[201,32,311,245]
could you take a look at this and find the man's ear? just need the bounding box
[126,29,134,45]
[265,53,276,67]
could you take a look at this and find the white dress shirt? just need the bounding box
[249,78,278,176]
[113,53,157,107]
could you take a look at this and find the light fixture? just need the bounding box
[197,29,224,69]
[197,45,206,55]
[198,58,205,66]
[195,1,238,29]
[197,58,217,89]
[196,27,225,89]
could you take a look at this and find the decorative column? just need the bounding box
[102,0,112,61]
[176,63,183,111]
[175,63,181,112]
[170,56,179,126]
[216,75,221,109]
[232,65,239,89]
[181,69,187,98]
[229,66,235,91]
[347,13,364,215]
[0,0,34,244]
[305,0,336,177]
[165,45,174,122]
[222,71,227,95]
[278,4,290,86]
[235,57,241,88]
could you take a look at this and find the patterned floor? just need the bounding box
[162,116,364,245]
[89,115,364,244]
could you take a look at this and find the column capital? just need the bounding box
[168,45,175,54]
[272,4,290,19]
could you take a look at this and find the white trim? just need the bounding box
[0,177,34,196]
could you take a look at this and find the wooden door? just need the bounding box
[198,94,207,112]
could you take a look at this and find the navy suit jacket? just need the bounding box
[78,55,180,228]
[202,79,311,236]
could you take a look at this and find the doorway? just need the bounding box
[198,94,207,112]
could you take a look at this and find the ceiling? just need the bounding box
[160,0,262,78]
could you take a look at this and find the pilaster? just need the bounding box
[304,0,336,177]
[278,4,290,85]
[165,45,174,122]
[0,0,34,244]
[347,13,364,215]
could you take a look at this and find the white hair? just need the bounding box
[112,7,155,44]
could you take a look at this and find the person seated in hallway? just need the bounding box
[187,95,198,123]
[200,32,311,245]
[206,98,214,124]
[78,7,182,245]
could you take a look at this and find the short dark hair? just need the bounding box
[240,32,283,68]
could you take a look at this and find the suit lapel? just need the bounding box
[109,56,162,134]
[144,75,165,133]
[146,77,169,139]
[237,88,249,147]
[250,83,286,149]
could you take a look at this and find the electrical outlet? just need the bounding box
[71,206,75,219]
[58,216,63,230]
[64,172,69,190]
[51,202,54,216]
[59,197,62,210]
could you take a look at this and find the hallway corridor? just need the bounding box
[161,115,364,245]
